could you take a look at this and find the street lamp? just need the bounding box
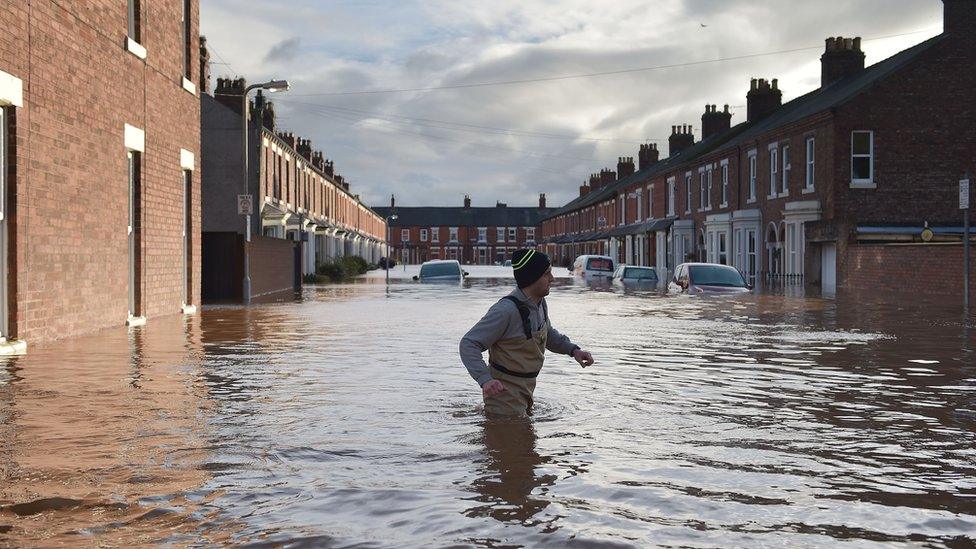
[385,214,398,286]
[241,79,290,305]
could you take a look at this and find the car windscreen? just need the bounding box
[688,265,746,287]
[623,268,657,281]
[586,258,613,271]
[420,263,460,278]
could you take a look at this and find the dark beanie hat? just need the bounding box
[512,249,551,288]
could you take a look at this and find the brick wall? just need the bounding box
[249,235,298,299]
[842,243,976,301]
[0,0,201,343]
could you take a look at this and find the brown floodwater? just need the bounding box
[1,270,974,547]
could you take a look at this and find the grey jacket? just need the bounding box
[459,288,578,386]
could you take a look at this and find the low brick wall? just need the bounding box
[843,243,976,301]
[202,233,299,302]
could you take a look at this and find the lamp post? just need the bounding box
[385,214,398,286]
[241,79,289,305]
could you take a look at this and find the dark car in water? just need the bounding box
[669,263,750,295]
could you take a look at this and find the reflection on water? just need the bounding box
[1,270,975,546]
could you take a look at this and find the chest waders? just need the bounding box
[485,296,548,417]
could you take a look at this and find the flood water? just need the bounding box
[1,267,974,547]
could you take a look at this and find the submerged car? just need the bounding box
[572,255,615,280]
[669,263,751,295]
[612,265,659,286]
[413,260,468,282]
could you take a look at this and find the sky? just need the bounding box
[200,0,944,209]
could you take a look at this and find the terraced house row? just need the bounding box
[0,0,203,347]
[541,0,975,298]
[201,78,387,302]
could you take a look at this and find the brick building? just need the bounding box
[202,78,386,301]
[0,0,202,347]
[542,0,975,298]
[374,194,555,265]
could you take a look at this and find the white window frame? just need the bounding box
[667,177,676,217]
[496,227,505,242]
[636,188,643,221]
[748,151,757,203]
[720,161,729,207]
[805,137,816,192]
[449,227,458,242]
[781,145,791,196]
[684,173,692,214]
[478,227,487,243]
[619,194,625,225]
[698,169,707,212]
[851,131,875,188]
[706,167,713,210]
[508,227,517,241]
[525,227,535,242]
[431,227,439,243]
[647,185,654,219]
[401,228,410,242]
[768,147,779,199]
[420,228,428,242]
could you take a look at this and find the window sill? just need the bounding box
[747,198,757,204]
[719,203,728,209]
[126,37,147,60]
[182,77,197,95]
[851,180,876,189]
[780,191,789,198]
[802,187,816,194]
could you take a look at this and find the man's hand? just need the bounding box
[482,379,507,398]
[572,349,595,368]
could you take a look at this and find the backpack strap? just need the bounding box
[502,296,533,340]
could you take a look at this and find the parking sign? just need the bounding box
[238,194,253,215]
[962,179,971,210]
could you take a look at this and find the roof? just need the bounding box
[544,34,946,221]
[373,206,558,227]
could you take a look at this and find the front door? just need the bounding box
[128,152,138,318]
[182,170,191,307]
[821,243,837,295]
[0,107,7,338]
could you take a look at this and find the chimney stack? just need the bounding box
[599,168,617,188]
[214,77,246,114]
[701,104,733,140]
[390,194,396,208]
[277,131,298,150]
[821,37,865,87]
[617,157,636,179]
[199,36,211,95]
[579,183,591,198]
[323,160,335,177]
[539,193,547,209]
[942,0,976,34]
[747,78,783,123]
[297,138,313,161]
[311,151,325,171]
[668,125,695,157]
[638,143,660,171]
[464,194,472,209]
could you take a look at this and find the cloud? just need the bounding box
[264,37,303,64]
[202,0,943,208]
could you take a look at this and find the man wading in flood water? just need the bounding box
[460,249,595,417]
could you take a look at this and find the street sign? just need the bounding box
[238,194,253,215]
[961,179,971,210]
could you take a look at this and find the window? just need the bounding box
[449,227,458,241]
[699,171,706,210]
[636,189,643,221]
[620,194,625,225]
[508,227,517,241]
[431,227,439,243]
[526,227,535,242]
[782,145,791,195]
[401,229,409,242]
[685,174,692,213]
[721,164,729,206]
[478,227,487,242]
[420,229,428,242]
[182,0,192,79]
[667,177,676,217]
[706,168,713,209]
[647,186,654,219]
[748,154,757,201]
[127,0,141,42]
[769,148,779,198]
[719,232,728,265]
[805,137,816,190]
[851,131,874,186]
[496,227,504,242]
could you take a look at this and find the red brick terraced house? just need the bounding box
[542,0,976,299]
[202,78,387,302]
[0,0,203,349]
[374,194,555,265]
